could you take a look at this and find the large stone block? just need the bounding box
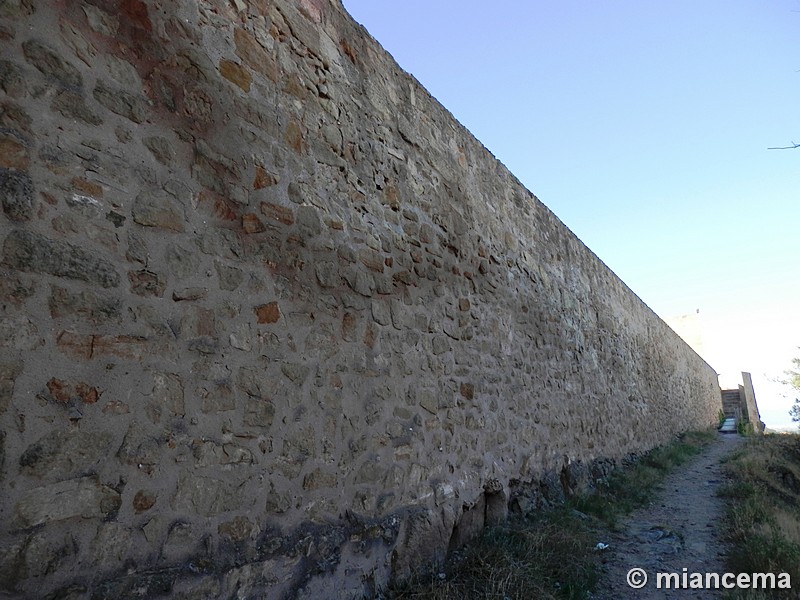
[132,191,185,232]
[0,134,29,171]
[91,522,132,569]
[93,79,148,123]
[171,473,245,517]
[12,476,121,529]
[192,439,254,467]
[22,530,78,579]
[22,40,82,89]
[391,505,458,582]
[19,429,113,481]
[117,421,162,469]
[0,315,42,350]
[165,242,199,279]
[0,169,34,221]
[150,371,185,418]
[48,285,121,323]
[2,230,120,288]
[51,90,104,126]
[0,60,26,98]
[234,27,278,83]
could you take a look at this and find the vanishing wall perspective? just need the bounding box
[0,1,722,598]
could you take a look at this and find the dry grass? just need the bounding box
[718,433,800,600]
[573,429,716,528]
[387,508,599,600]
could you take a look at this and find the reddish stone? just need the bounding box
[340,39,357,64]
[46,378,71,403]
[260,201,294,226]
[75,382,99,403]
[255,302,281,324]
[133,490,156,513]
[0,101,32,134]
[71,177,103,199]
[242,213,265,233]
[46,378,99,404]
[213,195,239,221]
[219,59,251,92]
[56,330,93,358]
[459,298,470,311]
[121,0,152,31]
[284,119,303,154]
[252,166,277,190]
[460,383,474,401]
[0,137,29,170]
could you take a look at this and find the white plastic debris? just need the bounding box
[594,542,609,551]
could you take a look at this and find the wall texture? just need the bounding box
[0,0,722,598]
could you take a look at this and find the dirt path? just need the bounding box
[591,433,744,599]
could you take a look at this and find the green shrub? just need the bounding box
[719,434,800,599]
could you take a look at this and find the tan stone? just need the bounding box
[234,28,278,83]
[218,59,251,92]
[0,137,28,170]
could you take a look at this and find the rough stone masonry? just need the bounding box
[0,0,722,598]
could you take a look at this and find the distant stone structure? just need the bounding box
[721,372,765,433]
[0,1,722,597]
[666,310,705,358]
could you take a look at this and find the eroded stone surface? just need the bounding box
[19,430,113,480]
[12,477,121,529]
[2,230,120,287]
[0,169,34,221]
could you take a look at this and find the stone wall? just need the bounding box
[740,373,764,432]
[0,0,721,598]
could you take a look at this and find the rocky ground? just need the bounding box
[592,433,744,599]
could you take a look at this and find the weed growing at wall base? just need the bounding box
[386,507,599,600]
[572,430,716,529]
[385,430,716,599]
[718,434,800,600]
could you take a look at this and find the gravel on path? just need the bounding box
[591,433,744,599]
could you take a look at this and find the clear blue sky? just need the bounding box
[342,0,800,428]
